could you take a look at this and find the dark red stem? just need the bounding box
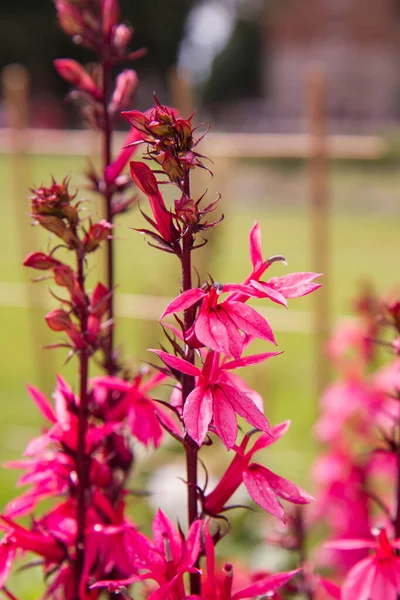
[180,173,201,596]
[294,507,314,600]
[101,46,116,375]
[74,250,90,600]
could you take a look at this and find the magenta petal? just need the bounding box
[195,306,231,356]
[215,307,244,359]
[325,539,377,551]
[250,464,313,504]
[183,387,213,447]
[222,301,276,344]
[160,288,206,320]
[150,349,200,377]
[319,578,341,599]
[128,399,163,448]
[232,568,301,600]
[152,510,182,563]
[223,352,282,371]
[242,467,285,520]
[267,272,322,299]
[27,384,56,423]
[371,567,398,600]
[221,384,271,435]
[250,421,291,454]
[249,280,288,307]
[249,220,263,270]
[181,520,203,570]
[341,557,376,600]
[91,375,131,392]
[0,537,16,588]
[104,127,142,185]
[213,387,238,449]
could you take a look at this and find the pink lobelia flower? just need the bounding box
[91,509,202,600]
[152,349,280,449]
[0,516,67,590]
[229,221,322,306]
[160,282,276,360]
[92,369,181,448]
[201,522,301,599]
[326,528,400,600]
[204,422,312,521]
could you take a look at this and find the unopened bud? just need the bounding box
[109,70,138,114]
[45,309,73,332]
[112,23,133,52]
[83,220,112,253]
[35,215,79,248]
[55,1,84,36]
[54,59,101,99]
[102,0,119,39]
[23,252,60,270]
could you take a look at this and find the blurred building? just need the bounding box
[265,0,400,128]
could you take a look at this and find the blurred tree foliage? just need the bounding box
[201,18,262,105]
[0,0,195,117]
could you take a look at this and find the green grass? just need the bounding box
[0,153,399,507]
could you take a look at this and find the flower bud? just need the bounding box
[35,215,79,248]
[83,220,112,253]
[109,70,138,115]
[31,180,74,220]
[112,24,132,53]
[23,252,61,270]
[91,283,110,318]
[53,264,75,289]
[174,195,198,225]
[45,309,73,332]
[102,0,119,39]
[55,1,84,36]
[54,59,101,99]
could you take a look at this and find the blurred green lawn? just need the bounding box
[0,152,399,510]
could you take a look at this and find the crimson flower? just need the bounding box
[326,528,400,600]
[160,282,276,360]
[201,522,300,599]
[204,422,312,520]
[231,221,322,306]
[92,369,181,448]
[152,349,280,449]
[92,510,202,599]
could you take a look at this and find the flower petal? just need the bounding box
[221,384,271,435]
[27,384,56,423]
[213,388,238,449]
[150,350,200,377]
[160,288,207,320]
[222,301,276,344]
[242,467,285,521]
[183,387,213,447]
[232,568,301,600]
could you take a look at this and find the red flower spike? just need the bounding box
[130,161,175,242]
[204,421,312,519]
[152,349,279,448]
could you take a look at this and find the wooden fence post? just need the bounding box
[2,64,51,392]
[307,67,331,399]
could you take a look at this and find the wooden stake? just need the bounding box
[307,67,330,399]
[2,64,51,392]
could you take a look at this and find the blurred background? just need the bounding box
[0,0,399,583]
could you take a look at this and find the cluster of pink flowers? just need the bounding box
[4,1,400,600]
